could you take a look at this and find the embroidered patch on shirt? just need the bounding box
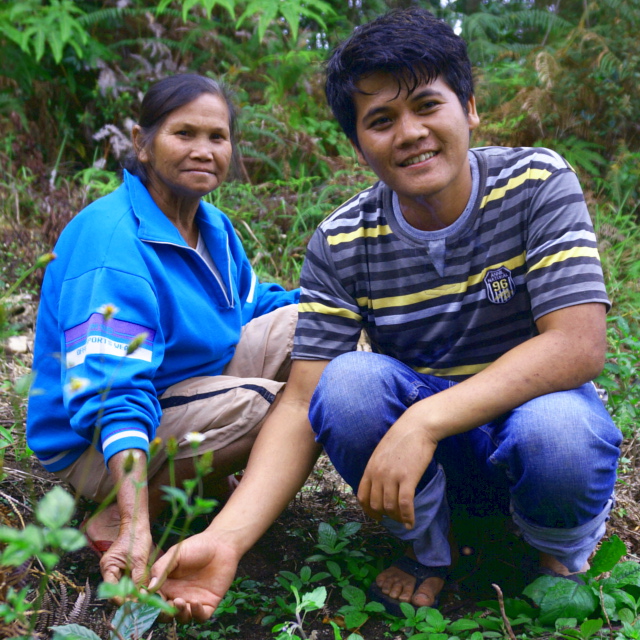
[484,267,515,304]
[65,313,155,368]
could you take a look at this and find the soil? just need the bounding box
[2,295,640,640]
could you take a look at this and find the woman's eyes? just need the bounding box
[174,130,226,140]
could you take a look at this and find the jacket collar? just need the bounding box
[125,169,223,247]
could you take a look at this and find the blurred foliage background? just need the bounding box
[0,0,639,295]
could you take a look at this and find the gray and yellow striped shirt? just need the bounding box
[292,146,609,381]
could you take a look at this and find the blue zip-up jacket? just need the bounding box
[27,171,299,472]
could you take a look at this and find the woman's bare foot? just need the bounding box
[83,503,121,551]
[375,548,446,608]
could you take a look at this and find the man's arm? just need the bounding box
[150,359,329,622]
[357,302,607,528]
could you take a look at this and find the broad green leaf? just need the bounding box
[257,4,278,43]
[610,561,640,587]
[156,0,173,12]
[619,608,635,624]
[364,601,386,613]
[448,618,480,632]
[311,571,330,582]
[317,522,338,548]
[536,581,598,625]
[523,575,560,605]
[45,527,87,552]
[580,618,603,637]
[586,535,626,578]
[607,587,635,611]
[300,586,326,610]
[161,485,190,509]
[279,570,298,582]
[39,550,62,570]
[98,577,136,600]
[37,486,75,529]
[555,617,578,629]
[109,603,161,640]
[344,610,368,629]
[339,521,361,538]
[51,623,102,640]
[399,601,416,618]
[424,606,447,631]
[476,616,506,631]
[278,1,300,42]
[343,585,365,608]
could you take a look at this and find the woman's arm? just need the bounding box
[99,448,154,588]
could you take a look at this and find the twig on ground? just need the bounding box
[492,583,517,640]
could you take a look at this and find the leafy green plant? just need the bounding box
[277,565,331,593]
[336,584,385,631]
[596,316,640,438]
[307,522,366,562]
[0,0,90,64]
[556,617,604,640]
[517,536,634,626]
[270,585,327,640]
[0,486,86,633]
[52,602,163,640]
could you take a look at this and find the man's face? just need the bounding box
[351,72,480,225]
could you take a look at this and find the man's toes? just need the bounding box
[411,577,444,608]
[376,573,415,601]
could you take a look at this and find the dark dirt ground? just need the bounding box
[2,297,640,639]
[0,455,543,640]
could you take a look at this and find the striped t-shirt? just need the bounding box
[292,146,609,380]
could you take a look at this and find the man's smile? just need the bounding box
[399,151,438,167]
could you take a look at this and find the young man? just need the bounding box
[151,8,621,620]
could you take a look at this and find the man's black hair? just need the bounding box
[325,8,474,146]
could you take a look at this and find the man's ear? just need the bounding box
[466,95,480,131]
[350,139,369,167]
[131,125,149,163]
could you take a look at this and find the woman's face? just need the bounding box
[136,93,233,208]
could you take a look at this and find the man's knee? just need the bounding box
[495,385,621,526]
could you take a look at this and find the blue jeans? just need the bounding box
[309,352,622,572]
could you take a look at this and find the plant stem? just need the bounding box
[492,583,517,640]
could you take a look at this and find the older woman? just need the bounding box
[27,74,299,585]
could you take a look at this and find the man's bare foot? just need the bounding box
[539,551,589,577]
[84,503,121,549]
[375,548,446,608]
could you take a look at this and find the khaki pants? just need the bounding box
[57,304,297,501]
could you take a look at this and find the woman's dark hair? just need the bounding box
[125,74,238,183]
[325,8,474,147]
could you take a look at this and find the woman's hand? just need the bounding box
[150,531,241,623]
[100,448,153,593]
[100,519,154,588]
